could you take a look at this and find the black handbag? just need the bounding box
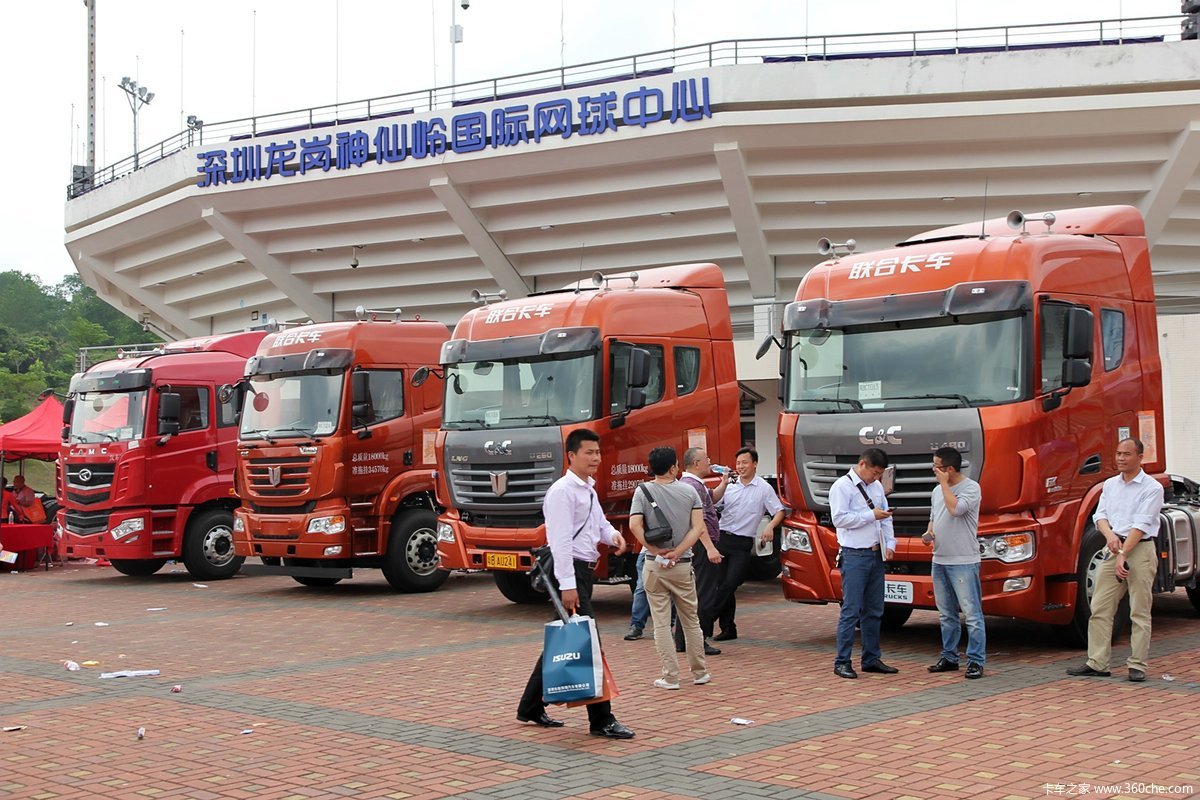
[638,483,676,546]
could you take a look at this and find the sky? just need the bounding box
[0,0,1180,289]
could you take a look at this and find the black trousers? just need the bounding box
[702,534,754,636]
[675,538,722,647]
[517,560,615,729]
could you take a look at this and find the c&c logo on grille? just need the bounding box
[858,425,902,446]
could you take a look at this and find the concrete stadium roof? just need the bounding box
[65,37,1200,340]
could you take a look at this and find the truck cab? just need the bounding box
[59,331,267,579]
[231,314,449,591]
[769,206,1200,643]
[432,263,740,603]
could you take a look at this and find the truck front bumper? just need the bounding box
[233,507,355,561]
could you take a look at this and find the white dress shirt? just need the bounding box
[829,468,896,551]
[716,475,783,537]
[543,469,623,591]
[1093,469,1164,540]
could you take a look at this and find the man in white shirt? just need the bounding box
[830,448,897,679]
[1067,438,1165,682]
[516,428,635,738]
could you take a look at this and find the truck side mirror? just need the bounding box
[217,383,236,404]
[62,398,74,426]
[755,335,778,360]
[157,392,181,436]
[625,386,647,411]
[1061,357,1092,388]
[351,371,372,423]
[627,347,650,389]
[1064,306,1094,360]
[411,366,430,387]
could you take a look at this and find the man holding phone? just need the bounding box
[922,447,985,679]
[829,448,897,679]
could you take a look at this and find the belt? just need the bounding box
[675,557,692,563]
[573,558,598,569]
[1119,538,1153,546]
[841,545,880,552]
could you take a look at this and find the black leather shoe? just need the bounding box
[712,629,737,641]
[834,662,858,679]
[927,657,960,673]
[1128,668,1146,682]
[965,662,984,680]
[1066,664,1111,677]
[516,712,564,728]
[704,642,722,656]
[862,661,899,674]
[590,720,635,739]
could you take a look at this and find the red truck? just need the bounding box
[427,263,741,603]
[59,331,268,579]
[231,314,449,590]
[766,205,1200,644]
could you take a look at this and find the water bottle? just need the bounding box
[712,465,729,475]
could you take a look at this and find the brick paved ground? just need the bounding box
[2,563,1198,800]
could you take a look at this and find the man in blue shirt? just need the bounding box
[829,448,897,679]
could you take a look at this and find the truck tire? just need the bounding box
[182,508,245,581]
[880,605,914,630]
[494,569,549,604]
[110,558,168,577]
[282,558,343,587]
[1056,526,1131,647]
[381,508,448,593]
[1186,585,1200,614]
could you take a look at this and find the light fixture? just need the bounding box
[539,224,554,230]
[309,248,324,253]
[941,196,956,202]
[119,75,154,170]
[411,237,424,243]
[350,244,363,269]
[1078,191,1093,197]
[190,271,201,277]
[814,200,828,206]
[659,211,675,217]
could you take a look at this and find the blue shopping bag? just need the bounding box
[541,615,604,704]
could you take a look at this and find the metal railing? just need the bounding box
[67,14,1185,200]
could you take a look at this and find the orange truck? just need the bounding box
[766,205,1200,644]
[231,313,449,591]
[426,263,741,603]
[59,331,268,579]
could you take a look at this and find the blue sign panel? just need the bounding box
[197,77,711,188]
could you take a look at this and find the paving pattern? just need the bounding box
[2,562,1198,800]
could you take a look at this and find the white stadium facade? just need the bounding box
[64,15,1200,473]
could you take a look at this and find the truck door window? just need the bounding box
[174,387,209,432]
[355,370,405,426]
[674,347,701,396]
[610,343,664,413]
[1039,302,1072,392]
[1100,308,1125,371]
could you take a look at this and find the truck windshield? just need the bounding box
[785,314,1026,412]
[443,353,596,429]
[70,391,148,443]
[240,373,344,439]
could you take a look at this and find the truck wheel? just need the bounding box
[110,558,168,577]
[880,605,914,630]
[182,509,245,581]
[1186,585,1200,614]
[381,508,448,593]
[1056,526,1131,647]
[494,569,549,604]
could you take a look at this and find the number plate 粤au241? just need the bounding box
[486,552,519,571]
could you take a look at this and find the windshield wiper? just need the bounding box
[799,396,863,411]
[879,393,971,407]
[499,413,562,425]
[266,426,318,441]
[444,417,487,429]
[242,429,278,444]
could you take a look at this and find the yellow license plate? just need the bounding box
[486,552,519,570]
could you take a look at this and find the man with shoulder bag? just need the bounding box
[629,447,711,690]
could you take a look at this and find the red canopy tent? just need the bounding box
[0,395,64,461]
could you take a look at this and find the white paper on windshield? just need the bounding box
[314,421,334,435]
[485,409,501,426]
[118,427,133,439]
[858,381,881,400]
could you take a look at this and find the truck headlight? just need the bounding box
[780,526,812,553]
[233,516,245,533]
[110,517,145,540]
[437,521,455,543]
[307,515,346,535]
[979,532,1035,563]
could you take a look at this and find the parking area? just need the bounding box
[2,564,1198,800]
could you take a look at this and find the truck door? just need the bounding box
[1037,298,1097,498]
[344,369,413,547]
[151,386,214,504]
[605,340,668,514]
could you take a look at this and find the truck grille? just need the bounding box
[65,464,116,505]
[245,455,314,499]
[65,509,111,536]
[804,452,971,523]
[450,463,557,509]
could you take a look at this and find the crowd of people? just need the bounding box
[517,430,1166,739]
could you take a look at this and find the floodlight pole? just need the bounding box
[119,76,154,170]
